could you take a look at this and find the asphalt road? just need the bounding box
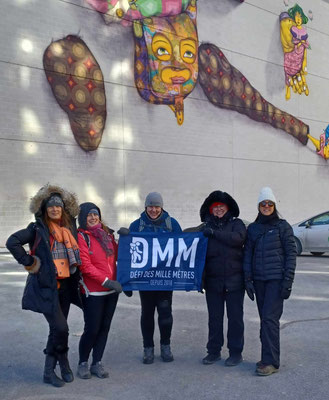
[1,253,329,400]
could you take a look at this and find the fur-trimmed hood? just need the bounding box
[200,190,240,221]
[29,183,79,218]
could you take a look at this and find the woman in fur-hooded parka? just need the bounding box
[6,184,81,387]
[199,190,247,367]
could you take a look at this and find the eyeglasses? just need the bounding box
[259,201,274,207]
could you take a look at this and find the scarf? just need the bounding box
[49,221,81,279]
[87,223,114,257]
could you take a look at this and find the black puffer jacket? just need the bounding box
[6,184,81,315]
[243,216,297,282]
[199,191,247,292]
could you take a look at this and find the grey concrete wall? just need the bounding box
[0,0,328,246]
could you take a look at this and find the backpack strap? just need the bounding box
[138,216,173,232]
[165,216,172,231]
[79,231,90,249]
[138,218,145,232]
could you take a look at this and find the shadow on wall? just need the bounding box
[266,24,285,96]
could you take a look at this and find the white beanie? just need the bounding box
[258,187,277,205]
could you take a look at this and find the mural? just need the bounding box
[43,36,106,151]
[308,126,329,160]
[280,4,310,101]
[42,0,316,155]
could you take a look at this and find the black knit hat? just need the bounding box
[200,190,240,221]
[78,202,102,229]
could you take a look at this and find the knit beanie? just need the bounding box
[46,194,64,208]
[257,187,277,205]
[145,192,163,208]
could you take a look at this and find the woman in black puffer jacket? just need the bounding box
[243,187,296,376]
[198,190,247,367]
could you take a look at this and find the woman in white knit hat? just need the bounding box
[243,187,297,376]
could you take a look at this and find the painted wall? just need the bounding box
[0,0,328,247]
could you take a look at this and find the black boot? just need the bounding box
[43,354,65,387]
[56,352,74,383]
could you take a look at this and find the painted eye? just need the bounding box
[157,47,169,56]
[184,51,194,58]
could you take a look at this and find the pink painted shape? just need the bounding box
[162,0,183,16]
[86,0,108,13]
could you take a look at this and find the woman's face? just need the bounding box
[294,12,302,26]
[87,212,100,227]
[259,200,275,216]
[47,206,62,221]
[146,206,162,220]
[212,204,228,218]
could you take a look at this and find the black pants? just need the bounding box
[139,291,173,348]
[79,293,119,364]
[43,279,71,354]
[205,288,244,356]
[254,280,284,369]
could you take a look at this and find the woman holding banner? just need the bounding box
[199,190,246,367]
[123,192,182,365]
[77,202,122,379]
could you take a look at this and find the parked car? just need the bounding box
[292,211,329,256]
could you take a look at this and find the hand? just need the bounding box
[24,256,41,274]
[245,280,255,301]
[102,279,123,293]
[203,228,214,238]
[117,227,130,236]
[124,291,133,297]
[281,279,293,300]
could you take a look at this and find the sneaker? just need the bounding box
[143,347,154,364]
[77,362,91,379]
[256,364,279,376]
[202,353,221,365]
[160,344,174,362]
[90,362,109,379]
[225,354,243,367]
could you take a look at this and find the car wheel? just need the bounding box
[294,237,302,256]
[310,252,325,256]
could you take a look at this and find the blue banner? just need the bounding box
[117,232,208,291]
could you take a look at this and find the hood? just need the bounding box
[29,183,79,219]
[78,202,102,230]
[200,190,239,221]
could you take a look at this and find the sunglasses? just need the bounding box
[260,201,274,207]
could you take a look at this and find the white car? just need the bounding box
[292,211,329,256]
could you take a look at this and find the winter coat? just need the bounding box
[77,202,118,295]
[198,191,247,292]
[6,184,80,315]
[129,210,182,233]
[243,217,297,282]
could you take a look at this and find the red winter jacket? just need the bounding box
[77,228,118,295]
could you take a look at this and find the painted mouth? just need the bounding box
[171,77,187,84]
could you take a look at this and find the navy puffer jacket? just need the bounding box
[243,218,296,282]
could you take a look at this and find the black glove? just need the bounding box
[102,279,123,293]
[281,279,293,300]
[245,280,255,301]
[203,228,214,237]
[124,291,133,297]
[117,227,130,236]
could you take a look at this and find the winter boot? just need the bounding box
[143,347,154,364]
[43,354,65,387]
[56,352,74,383]
[160,344,174,362]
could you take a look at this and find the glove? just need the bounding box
[281,279,293,300]
[117,227,130,236]
[102,279,123,293]
[124,291,133,297]
[245,280,255,301]
[203,228,214,237]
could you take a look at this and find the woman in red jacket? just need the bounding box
[77,202,122,379]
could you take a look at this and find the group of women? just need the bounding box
[6,184,296,387]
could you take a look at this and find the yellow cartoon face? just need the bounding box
[294,12,302,27]
[144,13,198,98]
